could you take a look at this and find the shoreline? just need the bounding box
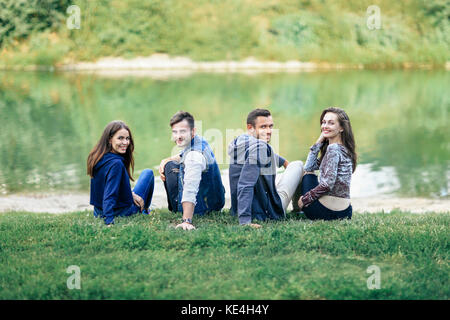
[1,175,449,215]
[1,193,448,215]
[1,54,449,76]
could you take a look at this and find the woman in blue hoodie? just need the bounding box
[87,120,154,225]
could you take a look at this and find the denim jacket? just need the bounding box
[177,135,225,214]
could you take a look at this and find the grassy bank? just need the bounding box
[0,209,448,299]
[0,0,449,68]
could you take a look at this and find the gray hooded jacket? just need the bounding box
[228,134,286,224]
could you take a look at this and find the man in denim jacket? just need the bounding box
[159,111,225,230]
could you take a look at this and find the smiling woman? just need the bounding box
[87,120,155,225]
[110,128,131,154]
[299,107,356,220]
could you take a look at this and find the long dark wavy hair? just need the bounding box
[319,107,357,173]
[87,120,135,180]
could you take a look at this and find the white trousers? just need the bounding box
[276,160,304,213]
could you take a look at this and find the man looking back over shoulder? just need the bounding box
[159,111,225,230]
[228,108,304,228]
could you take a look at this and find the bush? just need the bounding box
[0,0,449,66]
[270,13,322,49]
[0,0,71,46]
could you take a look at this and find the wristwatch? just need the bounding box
[182,218,193,224]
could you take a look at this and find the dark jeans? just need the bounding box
[301,173,352,220]
[163,161,224,214]
[94,169,155,223]
[163,161,181,212]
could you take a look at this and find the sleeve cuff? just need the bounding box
[278,156,286,168]
[301,194,313,207]
[310,143,322,152]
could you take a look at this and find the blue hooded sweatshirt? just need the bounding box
[90,152,133,224]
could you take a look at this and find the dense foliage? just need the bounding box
[0,0,71,45]
[0,1,449,66]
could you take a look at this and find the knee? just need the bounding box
[301,172,317,187]
[164,161,180,183]
[289,160,303,168]
[303,172,317,177]
[302,172,317,179]
[164,160,178,172]
[288,160,304,175]
[141,168,154,179]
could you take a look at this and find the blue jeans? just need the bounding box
[94,169,155,224]
[301,173,352,220]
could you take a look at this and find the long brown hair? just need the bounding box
[319,107,357,173]
[87,120,135,180]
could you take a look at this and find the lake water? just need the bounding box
[0,70,448,198]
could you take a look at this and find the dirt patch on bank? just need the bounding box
[1,176,448,214]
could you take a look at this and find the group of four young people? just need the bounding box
[87,107,357,229]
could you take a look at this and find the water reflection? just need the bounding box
[0,70,448,197]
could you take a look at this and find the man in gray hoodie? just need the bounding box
[228,109,304,227]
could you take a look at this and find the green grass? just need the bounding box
[0,210,448,299]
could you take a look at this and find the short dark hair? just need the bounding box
[247,108,271,127]
[169,111,195,129]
